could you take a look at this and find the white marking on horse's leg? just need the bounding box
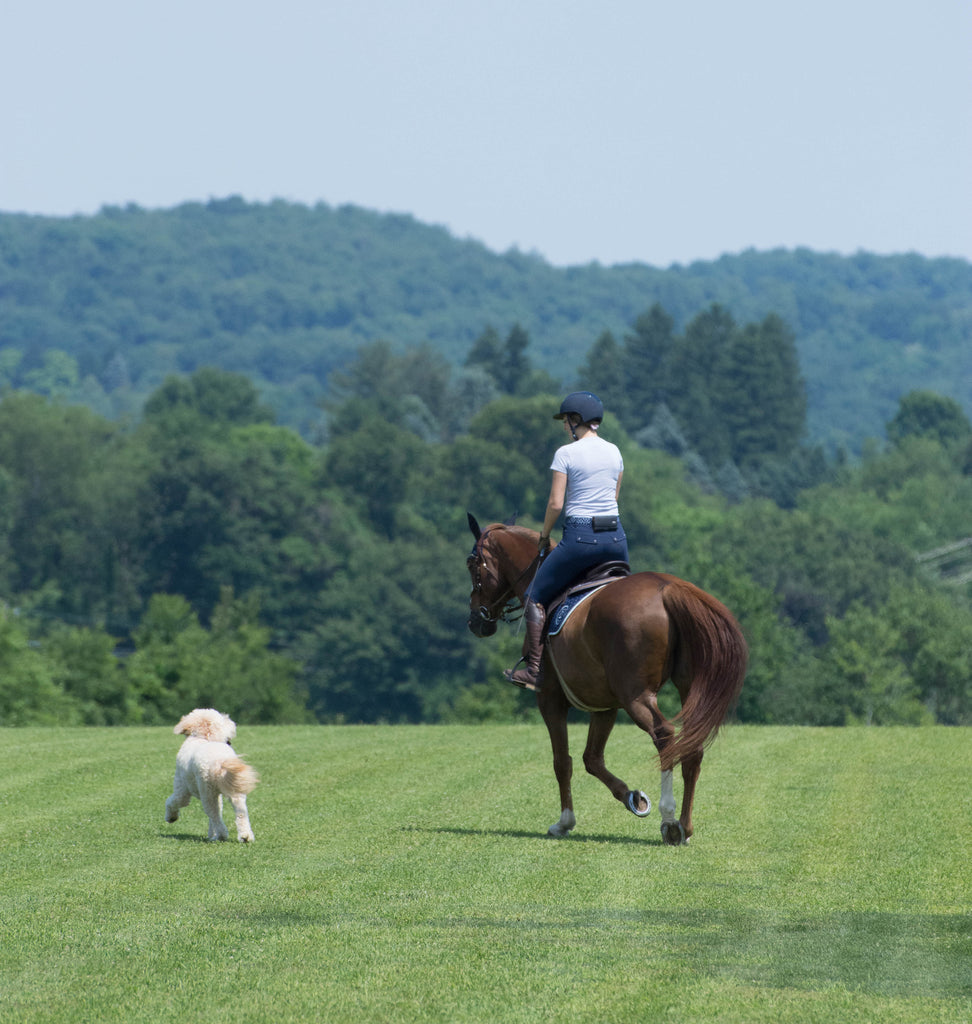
[547,808,576,838]
[659,769,677,823]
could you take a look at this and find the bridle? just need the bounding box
[467,527,540,627]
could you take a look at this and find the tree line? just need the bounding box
[1,199,970,451]
[1,307,971,727]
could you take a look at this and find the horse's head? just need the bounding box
[466,514,502,636]
[465,513,537,637]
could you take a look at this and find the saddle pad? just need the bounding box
[547,585,606,637]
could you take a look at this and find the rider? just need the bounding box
[504,391,628,691]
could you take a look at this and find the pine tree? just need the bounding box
[715,314,806,464]
[620,303,674,429]
[577,330,625,409]
[665,304,736,464]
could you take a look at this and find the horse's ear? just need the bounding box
[467,513,482,541]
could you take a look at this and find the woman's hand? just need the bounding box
[538,534,551,554]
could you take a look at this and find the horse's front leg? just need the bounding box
[582,708,644,810]
[537,683,575,837]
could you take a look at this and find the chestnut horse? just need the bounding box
[466,515,747,844]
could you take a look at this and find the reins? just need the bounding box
[468,527,542,626]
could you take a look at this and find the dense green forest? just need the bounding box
[1,198,970,451]
[1,335,970,728]
[1,198,970,729]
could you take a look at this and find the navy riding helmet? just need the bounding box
[554,391,604,426]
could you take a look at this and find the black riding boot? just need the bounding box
[504,601,546,692]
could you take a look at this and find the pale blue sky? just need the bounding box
[2,0,969,267]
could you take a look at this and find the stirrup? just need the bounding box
[503,660,542,693]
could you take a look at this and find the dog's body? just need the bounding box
[165,709,259,842]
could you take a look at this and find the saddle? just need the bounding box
[545,561,630,638]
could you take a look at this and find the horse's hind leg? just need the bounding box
[655,749,702,845]
[657,769,683,844]
[623,693,688,831]
[537,684,575,837]
[676,750,703,843]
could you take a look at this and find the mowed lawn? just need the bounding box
[0,723,969,1024]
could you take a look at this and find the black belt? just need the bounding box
[566,515,619,532]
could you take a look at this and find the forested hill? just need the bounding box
[1,197,970,449]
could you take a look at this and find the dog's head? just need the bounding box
[173,708,237,744]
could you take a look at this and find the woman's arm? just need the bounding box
[539,471,567,545]
[615,469,623,502]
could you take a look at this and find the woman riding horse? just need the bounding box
[467,512,748,842]
[505,391,629,691]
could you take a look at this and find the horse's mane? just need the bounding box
[491,522,537,539]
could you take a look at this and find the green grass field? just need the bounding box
[1,724,969,1023]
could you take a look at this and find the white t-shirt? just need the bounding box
[550,435,623,518]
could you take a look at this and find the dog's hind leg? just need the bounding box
[200,791,229,841]
[165,782,191,823]
[228,793,254,843]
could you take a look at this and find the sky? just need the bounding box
[2,0,969,268]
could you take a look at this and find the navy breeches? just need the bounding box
[529,518,628,608]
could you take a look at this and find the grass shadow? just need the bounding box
[668,908,972,1000]
[402,825,664,847]
[158,831,218,843]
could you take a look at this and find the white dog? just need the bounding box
[164,708,259,843]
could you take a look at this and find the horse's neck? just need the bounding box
[497,530,538,598]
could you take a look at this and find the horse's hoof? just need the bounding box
[547,809,576,837]
[661,820,687,846]
[625,790,651,817]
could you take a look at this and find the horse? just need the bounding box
[465,514,747,845]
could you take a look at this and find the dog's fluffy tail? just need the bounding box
[215,757,259,795]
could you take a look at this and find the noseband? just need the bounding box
[467,528,536,626]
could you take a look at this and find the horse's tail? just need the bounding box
[660,578,748,771]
